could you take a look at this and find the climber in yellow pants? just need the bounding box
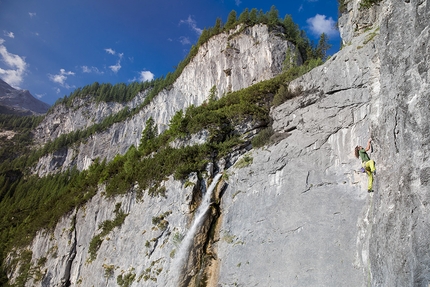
[354,138,376,192]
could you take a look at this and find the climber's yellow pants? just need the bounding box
[363,160,376,190]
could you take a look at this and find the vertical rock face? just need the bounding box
[7,1,430,286]
[369,0,430,285]
[33,24,299,175]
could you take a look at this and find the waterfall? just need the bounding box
[170,173,222,285]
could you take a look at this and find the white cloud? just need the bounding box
[4,31,14,38]
[139,71,154,82]
[81,65,103,74]
[235,0,242,6]
[55,88,61,94]
[179,36,191,45]
[29,12,36,18]
[105,50,123,73]
[0,38,27,88]
[105,48,115,55]
[179,15,203,35]
[35,93,45,99]
[48,69,75,88]
[109,61,121,73]
[81,66,91,73]
[306,14,338,37]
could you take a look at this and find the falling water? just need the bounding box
[170,173,222,285]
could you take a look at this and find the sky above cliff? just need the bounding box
[0,0,341,105]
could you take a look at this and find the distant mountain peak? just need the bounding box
[0,78,50,116]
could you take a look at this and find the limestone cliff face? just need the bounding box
[33,24,298,176]
[369,0,430,285]
[7,1,430,286]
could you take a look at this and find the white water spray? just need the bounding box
[170,173,222,285]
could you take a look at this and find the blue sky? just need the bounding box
[0,0,340,105]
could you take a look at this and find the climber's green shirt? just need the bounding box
[359,148,370,162]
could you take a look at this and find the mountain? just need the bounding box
[2,1,430,286]
[0,78,50,115]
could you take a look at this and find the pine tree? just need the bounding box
[213,18,223,35]
[283,15,299,41]
[249,8,258,25]
[316,33,331,60]
[225,10,237,31]
[267,5,279,26]
[238,8,250,25]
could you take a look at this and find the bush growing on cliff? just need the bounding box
[359,0,382,9]
[251,127,275,148]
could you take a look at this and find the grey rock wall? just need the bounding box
[369,0,430,286]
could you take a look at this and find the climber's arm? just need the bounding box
[365,138,372,151]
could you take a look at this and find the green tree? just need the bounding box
[267,5,279,26]
[213,18,223,35]
[139,117,158,152]
[198,28,210,46]
[168,110,187,137]
[316,33,331,60]
[238,8,250,25]
[283,15,299,41]
[123,145,139,180]
[224,10,237,31]
[208,85,217,103]
[257,9,268,24]
[249,8,258,25]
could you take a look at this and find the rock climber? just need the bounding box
[354,138,376,193]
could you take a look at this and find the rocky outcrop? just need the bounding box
[6,0,430,286]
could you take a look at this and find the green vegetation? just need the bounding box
[88,203,128,262]
[338,0,348,14]
[137,259,162,283]
[0,114,43,165]
[152,211,172,231]
[363,27,380,45]
[55,81,149,106]
[234,154,253,168]
[103,264,115,278]
[251,127,275,148]
[359,0,382,9]
[117,271,136,287]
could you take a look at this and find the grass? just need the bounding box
[234,154,253,168]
